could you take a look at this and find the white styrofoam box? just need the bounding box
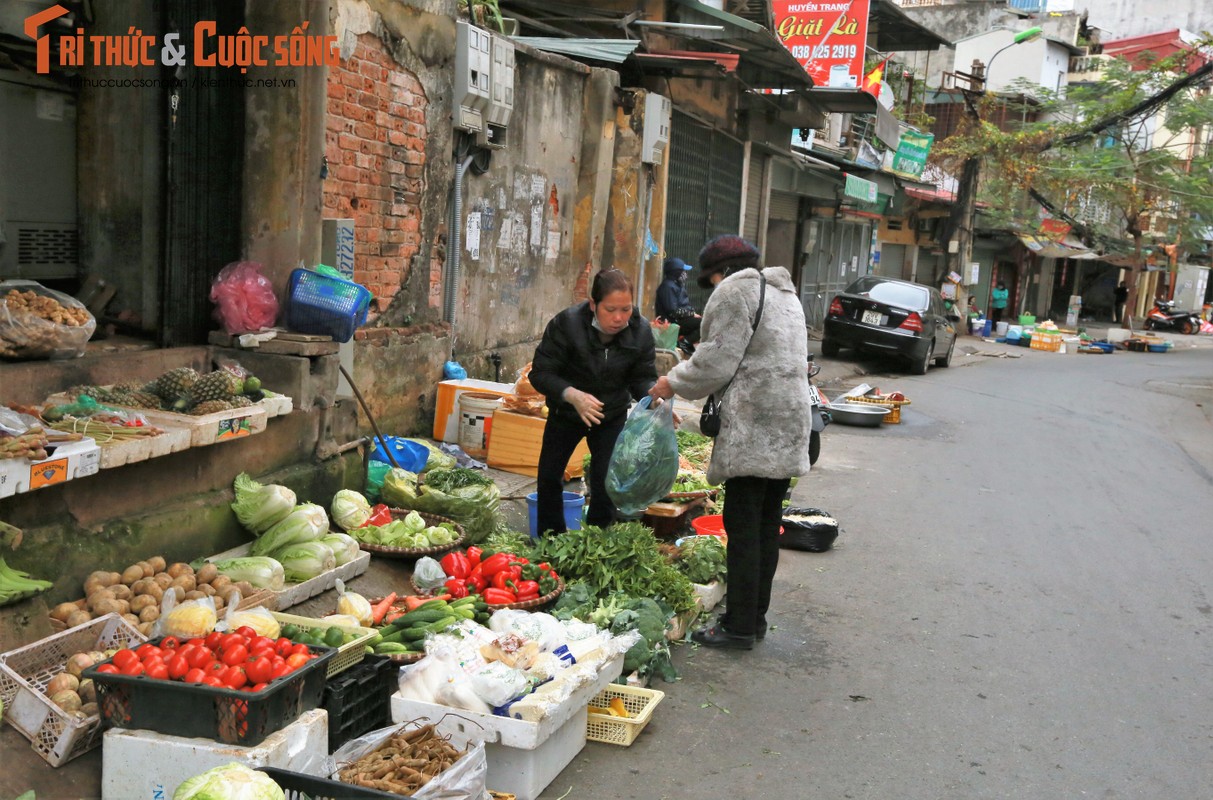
[207,542,371,609]
[433,378,517,443]
[0,437,100,498]
[101,708,328,800]
[390,655,623,800]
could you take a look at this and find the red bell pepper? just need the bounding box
[364,504,392,527]
[479,553,513,577]
[483,588,517,605]
[513,580,540,597]
[443,578,469,599]
[491,566,522,591]
[466,574,488,593]
[440,552,470,580]
[466,546,483,569]
[515,591,540,603]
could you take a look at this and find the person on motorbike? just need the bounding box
[654,257,701,346]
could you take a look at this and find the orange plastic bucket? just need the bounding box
[691,515,726,537]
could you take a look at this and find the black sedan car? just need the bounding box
[821,276,960,374]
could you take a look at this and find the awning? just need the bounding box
[1018,233,1100,259]
[511,38,640,64]
[869,0,952,51]
[906,185,956,204]
[669,0,814,90]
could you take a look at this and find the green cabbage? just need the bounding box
[270,540,335,583]
[250,503,328,556]
[382,468,501,544]
[210,556,285,591]
[321,532,361,566]
[330,489,371,531]
[173,762,284,800]
[230,473,295,534]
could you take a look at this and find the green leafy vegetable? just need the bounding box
[676,535,727,584]
[330,489,371,531]
[250,503,328,556]
[269,540,336,583]
[209,556,285,591]
[173,761,285,800]
[382,469,501,544]
[230,473,296,534]
[479,526,536,559]
[605,399,679,516]
[423,467,493,493]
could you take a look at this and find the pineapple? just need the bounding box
[190,399,233,416]
[124,391,162,409]
[191,371,241,403]
[228,395,255,408]
[151,367,199,402]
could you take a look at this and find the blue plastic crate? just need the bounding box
[286,268,372,343]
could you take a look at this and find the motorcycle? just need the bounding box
[808,355,830,466]
[1145,299,1201,335]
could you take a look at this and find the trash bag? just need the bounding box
[209,261,279,335]
[381,469,501,544]
[606,397,679,517]
[0,280,96,360]
[780,507,839,552]
[369,435,430,471]
[651,321,680,351]
[365,460,391,502]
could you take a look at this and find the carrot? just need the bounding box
[371,592,398,626]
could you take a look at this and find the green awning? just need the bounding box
[844,173,878,203]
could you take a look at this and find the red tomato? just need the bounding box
[96,663,120,674]
[288,643,311,658]
[111,649,139,671]
[221,665,248,689]
[219,633,247,652]
[244,655,274,685]
[285,653,310,670]
[204,632,223,650]
[221,644,249,666]
[135,644,162,660]
[166,654,190,680]
[270,661,293,680]
[202,675,225,688]
[186,638,207,649]
[235,626,258,640]
[186,648,214,670]
[146,663,170,681]
[249,682,269,693]
[183,668,207,684]
[249,638,275,656]
[159,636,181,650]
[140,657,165,675]
[120,661,145,677]
[206,660,227,675]
[275,637,294,656]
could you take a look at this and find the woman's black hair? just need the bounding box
[590,268,633,303]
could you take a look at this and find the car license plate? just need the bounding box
[862,309,884,326]
[807,385,822,405]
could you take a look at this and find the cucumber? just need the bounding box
[386,605,451,630]
[374,642,420,654]
[422,615,458,634]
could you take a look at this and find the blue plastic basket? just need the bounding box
[286,268,372,343]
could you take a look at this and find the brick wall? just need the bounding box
[324,34,429,314]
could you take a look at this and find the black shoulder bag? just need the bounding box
[699,274,766,437]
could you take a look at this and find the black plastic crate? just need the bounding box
[322,654,397,752]
[257,766,397,799]
[82,637,335,746]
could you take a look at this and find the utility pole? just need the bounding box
[939,59,985,315]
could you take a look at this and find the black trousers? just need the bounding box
[536,411,625,535]
[720,475,791,636]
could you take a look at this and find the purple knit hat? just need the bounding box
[697,235,760,288]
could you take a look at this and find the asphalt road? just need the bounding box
[545,339,1213,799]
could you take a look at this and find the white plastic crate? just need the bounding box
[0,613,145,766]
[0,437,100,498]
[101,708,328,800]
[207,541,370,608]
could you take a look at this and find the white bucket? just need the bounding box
[995,322,1009,337]
[1063,336,1081,355]
[458,392,502,458]
[969,318,985,335]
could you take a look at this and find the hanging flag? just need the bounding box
[862,57,889,97]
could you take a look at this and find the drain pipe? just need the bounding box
[636,166,656,310]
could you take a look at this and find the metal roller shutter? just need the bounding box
[769,191,799,222]
[743,154,765,243]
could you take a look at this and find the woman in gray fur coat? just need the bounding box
[650,235,813,649]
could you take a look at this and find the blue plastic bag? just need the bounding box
[443,361,468,380]
[605,398,680,517]
[369,436,430,472]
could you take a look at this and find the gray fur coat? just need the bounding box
[666,267,813,485]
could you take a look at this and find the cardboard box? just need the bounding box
[433,379,516,443]
[0,438,100,498]
[486,409,586,479]
[101,708,328,800]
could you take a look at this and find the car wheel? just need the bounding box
[809,430,821,466]
[821,338,840,358]
[935,337,955,367]
[912,342,931,375]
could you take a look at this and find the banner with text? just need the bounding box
[772,0,871,90]
[890,130,934,179]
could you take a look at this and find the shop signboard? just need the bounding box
[890,130,934,179]
[772,0,872,90]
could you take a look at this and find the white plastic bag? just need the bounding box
[0,279,96,360]
[468,661,531,708]
[488,609,568,653]
[328,722,489,800]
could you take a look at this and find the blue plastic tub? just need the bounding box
[526,491,584,538]
[286,268,372,343]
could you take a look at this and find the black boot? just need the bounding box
[691,622,754,650]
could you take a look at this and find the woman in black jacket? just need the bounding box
[529,269,657,535]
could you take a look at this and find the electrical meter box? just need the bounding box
[480,32,515,148]
[454,21,491,132]
[641,93,671,165]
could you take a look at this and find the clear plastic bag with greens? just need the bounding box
[606,397,679,517]
[381,468,501,544]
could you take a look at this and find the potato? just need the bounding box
[147,556,167,573]
[50,602,79,622]
[86,588,115,611]
[83,577,108,597]
[66,610,92,627]
[171,574,197,594]
[81,702,99,717]
[153,573,173,589]
[233,581,255,598]
[137,621,155,636]
[51,690,82,713]
[130,578,151,596]
[47,673,79,695]
[121,565,144,586]
[216,585,239,603]
[65,653,94,678]
[166,563,193,579]
[138,605,160,623]
[137,561,154,578]
[141,583,164,602]
[88,570,117,587]
[166,586,185,603]
[212,595,226,612]
[196,563,219,585]
[197,583,216,597]
[78,679,96,704]
[91,599,126,617]
[184,590,206,602]
[129,595,157,614]
[209,575,232,593]
[110,584,132,602]
[121,613,140,627]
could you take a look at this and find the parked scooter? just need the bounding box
[808,355,830,466]
[1144,299,1201,335]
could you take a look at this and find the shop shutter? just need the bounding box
[769,191,799,222]
[877,244,905,278]
[743,155,765,243]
